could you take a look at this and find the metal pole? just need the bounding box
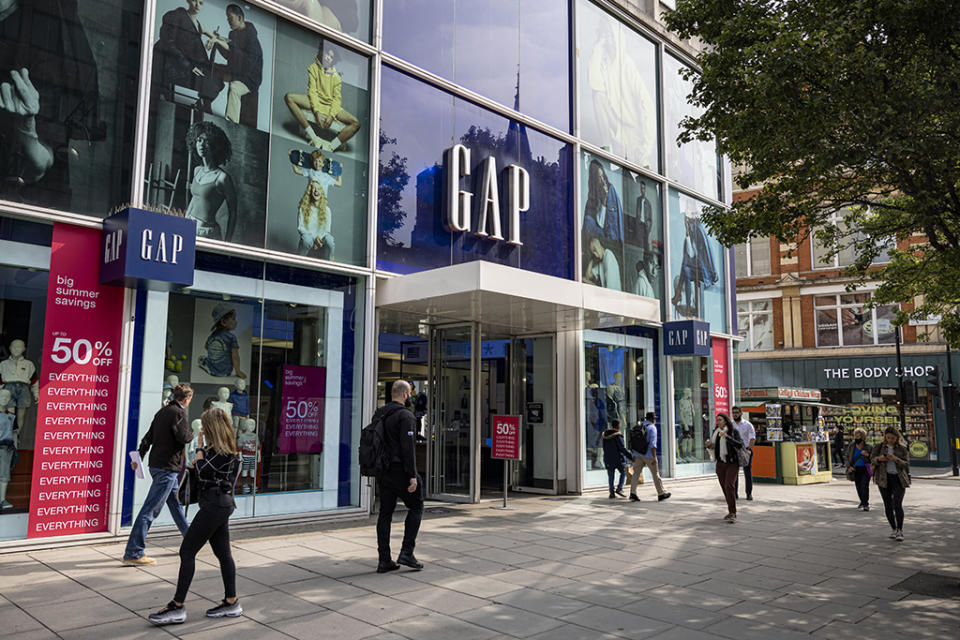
[503,460,509,509]
[946,343,959,476]
[895,327,907,435]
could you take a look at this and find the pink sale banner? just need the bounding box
[277,365,326,454]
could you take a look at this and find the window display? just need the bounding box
[815,294,896,347]
[145,1,370,266]
[580,151,663,298]
[0,0,142,214]
[673,355,713,477]
[577,0,658,169]
[668,189,726,331]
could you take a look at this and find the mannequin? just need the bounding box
[0,389,18,509]
[228,378,249,428]
[186,419,203,462]
[236,418,260,494]
[162,375,179,406]
[0,339,39,436]
[677,388,695,460]
[211,387,233,423]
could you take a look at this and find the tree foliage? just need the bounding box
[664,0,960,344]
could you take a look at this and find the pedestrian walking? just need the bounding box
[708,412,744,522]
[845,427,872,511]
[601,419,631,498]
[871,426,910,542]
[833,426,845,466]
[628,411,671,503]
[148,408,243,625]
[373,380,424,573]
[731,405,755,501]
[123,383,194,565]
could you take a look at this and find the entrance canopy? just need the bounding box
[377,261,660,335]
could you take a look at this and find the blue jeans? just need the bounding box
[124,467,190,559]
[606,464,625,493]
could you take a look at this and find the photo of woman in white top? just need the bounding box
[185,121,238,242]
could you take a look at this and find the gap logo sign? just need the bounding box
[663,319,711,357]
[99,207,196,288]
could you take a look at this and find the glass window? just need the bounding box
[577,0,658,169]
[733,237,771,278]
[146,2,370,266]
[814,293,897,347]
[580,151,664,300]
[126,254,364,525]
[667,189,727,331]
[382,0,570,131]
[0,0,143,214]
[663,54,719,200]
[270,0,373,42]
[736,300,774,351]
[673,355,713,477]
[376,67,574,279]
[812,208,892,270]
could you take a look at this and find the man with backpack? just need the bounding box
[629,411,671,503]
[366,380,424,573]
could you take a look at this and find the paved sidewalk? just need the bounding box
[2,477,958,640]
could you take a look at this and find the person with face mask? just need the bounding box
[845,427,872,511]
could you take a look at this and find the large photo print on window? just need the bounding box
[145,1,369,265]
[0,0,142,214]
[668,189,726,331]
[269,0,371,43]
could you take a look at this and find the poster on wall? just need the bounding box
[277,365,326,453]
[189,298,254,384]
[796,443,816,476]
[712,337,729,417]
[28,225,124,538]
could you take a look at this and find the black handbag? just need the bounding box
[178,465,199,507]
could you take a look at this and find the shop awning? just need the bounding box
[377,261,660,335]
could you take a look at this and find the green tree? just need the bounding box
[664,0,960,344]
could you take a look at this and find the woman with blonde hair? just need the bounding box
[149,408,243,626]
[845,427,872,511]
[871,426,910,542]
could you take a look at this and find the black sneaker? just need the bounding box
[609,492,616,499]
[615,488,626,497]
[629,494,640,502]
[863,505,870,512]
[746,495,753,501]
[148,601,186,626]
[377,560,400,573]
[658,492,671,502]
[205,599,242,618]
[397,552,424,570]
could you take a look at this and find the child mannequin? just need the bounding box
[228,378,249,428]
[186,419,203,462]
[211,387,234,423]
[0,389,18,510]
[237,418,260,494]
[0,339,39,437]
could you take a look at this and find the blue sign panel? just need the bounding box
[100,208,196,288]
[663,320,711,357]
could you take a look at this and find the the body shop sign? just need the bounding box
[28,225,124,538]
[277,365,326,454]
[712,337,729,417]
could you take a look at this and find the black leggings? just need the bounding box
[878,473,905,531]
[174,502,235,603]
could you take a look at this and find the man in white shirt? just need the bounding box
[628,411,671,503]
[732,405,756,500]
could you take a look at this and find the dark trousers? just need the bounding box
[377,467,424,561]
[854,466,870,507]
[174,501,235,603]
[606,464,625,493]
[734,449,753,498]
[878,473,905,530]
[716,460,739,515]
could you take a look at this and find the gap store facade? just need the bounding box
[0,0,734,547]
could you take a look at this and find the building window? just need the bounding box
[734,238,771,278]
[811,209,891,269]
[737,300,774,351]
[814,293,897,347]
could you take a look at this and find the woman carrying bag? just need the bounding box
[871,426,911,542]
[149,408,243,626]
[845,427,872,511]
[707,412,745,522]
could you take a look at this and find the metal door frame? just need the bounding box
[507,333,559,495]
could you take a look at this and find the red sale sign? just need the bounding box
[28,224,124,538]
[712,337,729,418]
[491,415,521,460]
[277,365,326,454]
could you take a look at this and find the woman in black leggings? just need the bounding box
[149,408,242,626]
[870,426,911,542]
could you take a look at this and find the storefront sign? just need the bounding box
[444,144,528,245]
[526,403,544,424]
[100,207,196,288]
[28,224,125,538]
[277,365,326,454]
[663,320,710,356]
[491,415,521,460]
[712,337,729,416]
[823,364,937,381]
[741,387,822,401]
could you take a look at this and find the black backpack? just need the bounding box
[358,407,396,477]
[630,423,648,454]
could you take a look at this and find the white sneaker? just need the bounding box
[889,529,898,539]
[895,530,904,542]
